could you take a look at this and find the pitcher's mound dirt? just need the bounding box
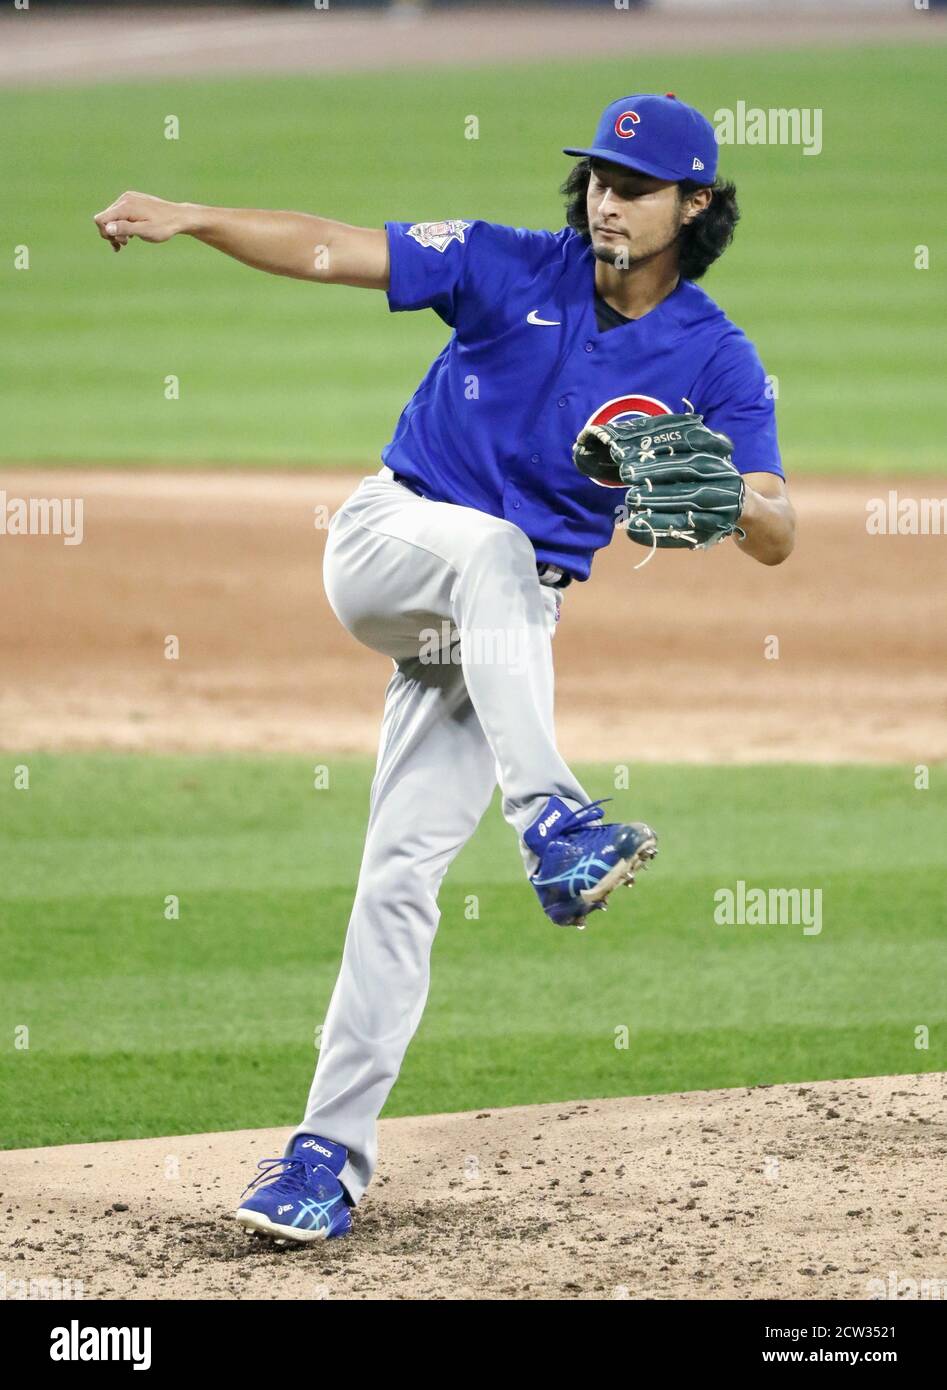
[3,1073,943,1301]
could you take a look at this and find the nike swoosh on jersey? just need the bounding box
[526,310,561,326]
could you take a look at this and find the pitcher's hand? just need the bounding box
[93,191,193,252]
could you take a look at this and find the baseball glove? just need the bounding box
[572,413,746,552]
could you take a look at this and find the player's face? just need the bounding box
[586,161,685,267]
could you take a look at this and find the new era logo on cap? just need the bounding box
[563,92,718,184]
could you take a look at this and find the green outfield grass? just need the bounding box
[1,44,944,472]
[1,754,943,1150]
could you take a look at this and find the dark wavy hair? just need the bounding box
[560,158,740,281]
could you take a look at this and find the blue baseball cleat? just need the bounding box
[236,1134,353,1243]
[525,796,658,927]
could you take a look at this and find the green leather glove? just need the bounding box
[573,413,746,551]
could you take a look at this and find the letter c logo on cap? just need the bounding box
[614,111,640,139]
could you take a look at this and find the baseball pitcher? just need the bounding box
[94,93,795,1243]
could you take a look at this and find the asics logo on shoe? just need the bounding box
[301,1140,333,1159]
[538,809,562,838]
[277,1204,293,1215]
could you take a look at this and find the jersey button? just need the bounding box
[557,397,567,408]
[512,500,521,510]
[530,453,540,464]
[584,341,594,352]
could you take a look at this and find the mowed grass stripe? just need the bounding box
[1,754,943,1147]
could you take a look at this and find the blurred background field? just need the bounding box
[2,754,944,1148]
[1,42,944,471]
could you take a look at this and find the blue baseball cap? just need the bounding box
[563,93,718,183]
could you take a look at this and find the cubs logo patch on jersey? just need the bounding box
[407,220,470,253]
[581,394,673,487]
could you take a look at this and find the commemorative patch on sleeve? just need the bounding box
[406,219,471,253]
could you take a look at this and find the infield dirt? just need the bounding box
[2,470,944,764]
[3,1073,944,1301]
[0,4,935,88]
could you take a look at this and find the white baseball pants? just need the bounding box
[287,468,590,1203]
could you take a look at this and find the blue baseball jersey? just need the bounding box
[382,218,783,581]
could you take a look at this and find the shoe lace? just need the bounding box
[240,1156,322,1200]
[556,797,612,836]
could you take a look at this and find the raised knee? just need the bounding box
[463,520,536,575]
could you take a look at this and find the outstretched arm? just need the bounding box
[92,192,389,289]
